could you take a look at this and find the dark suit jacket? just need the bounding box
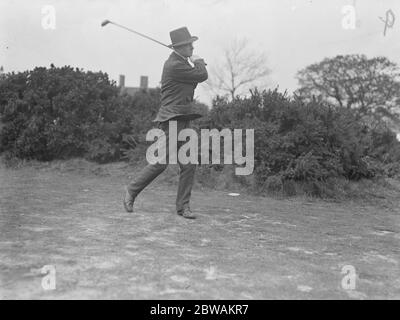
[154,52,208,122]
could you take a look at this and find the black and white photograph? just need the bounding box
[1,0,400,305]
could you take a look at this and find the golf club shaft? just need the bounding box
[105,20,192,62]
[108,21,171,49]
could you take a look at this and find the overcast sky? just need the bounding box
[1,0,400,105]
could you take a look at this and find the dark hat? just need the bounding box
[168,27,198,48]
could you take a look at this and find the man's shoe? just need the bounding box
[123,188,134,213]
[178,207,196,219]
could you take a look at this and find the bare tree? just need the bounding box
[207,38,270,101]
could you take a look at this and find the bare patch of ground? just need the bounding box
[0,160,399,299]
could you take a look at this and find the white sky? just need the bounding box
[1,0,400,105]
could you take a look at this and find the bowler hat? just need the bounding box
[168,27,198,48]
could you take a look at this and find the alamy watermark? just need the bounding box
[342,5,357,30]
[145,121,254,176]
[41,265,56,290]
[41,5,56,30]
[341,265,357,290]
[379,9,396,36]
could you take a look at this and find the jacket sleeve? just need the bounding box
[169,59,208,84]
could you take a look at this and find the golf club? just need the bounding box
[101,19,201,63]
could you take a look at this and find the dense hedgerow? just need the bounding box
[0,66,160,162]
[205,89,400,190]
[1,67,399,193]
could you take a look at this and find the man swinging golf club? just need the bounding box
[123,26,208,219]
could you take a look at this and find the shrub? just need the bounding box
[203,88,400,191]
[0,66,160,163]
[2,66,399,197]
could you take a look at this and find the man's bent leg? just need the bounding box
[127,162,168,199]
[125,121,169,207]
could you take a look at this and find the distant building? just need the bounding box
[391,124,400,141]
[390,122,400,142]
[119,75,153,96]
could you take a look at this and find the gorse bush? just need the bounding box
[1,66,399,195]
[206,88,400,190]
[0,66,160,162]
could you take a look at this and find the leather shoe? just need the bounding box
[123,188,134,213]
[178,207,196,219]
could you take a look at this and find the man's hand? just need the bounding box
[189,55,204,63]
[189,55,207,66]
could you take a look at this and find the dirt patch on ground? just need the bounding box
[0,162,399,299]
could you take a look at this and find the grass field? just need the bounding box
[1,160,399,299]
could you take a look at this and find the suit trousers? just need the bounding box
[127,120,196,213]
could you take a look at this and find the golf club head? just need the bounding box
[101,20,111,27]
